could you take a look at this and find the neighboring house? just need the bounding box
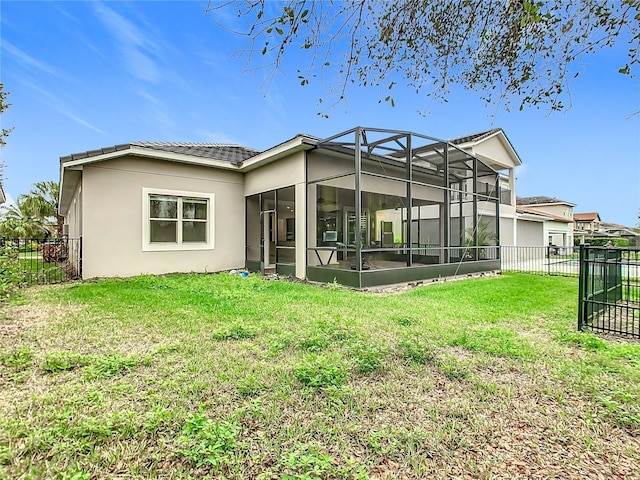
[574,212,602,233]
[58,127,521,288]
[599,222,640,246]
[515,196,575,248]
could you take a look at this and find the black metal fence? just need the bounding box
[500,245,579,277]
[0,237,82,286]
[578,244,640,337]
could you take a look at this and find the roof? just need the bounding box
[517,205,574,223]
[449,128,502,145]
[60,142,260,165]
[449,127,522,168]
[601,222,640,236]
[574,212,601,222]
[517,196,576,207]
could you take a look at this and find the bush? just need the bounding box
[574,237,630,247]
[0,243,25,297]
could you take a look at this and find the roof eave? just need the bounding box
[456,129,523,167]
[61,145,242,171]
[239,135,318,171]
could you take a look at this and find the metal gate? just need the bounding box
[578,244,640,337]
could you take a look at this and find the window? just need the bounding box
[143,188,214,251]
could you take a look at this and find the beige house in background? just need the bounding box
[515,196,575,249]
[574,212,602,233]
[58,127,522,287]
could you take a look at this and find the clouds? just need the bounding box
[1,39,104,135]
[2,41,65,79]
[92,2,163,83]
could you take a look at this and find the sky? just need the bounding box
[1,0,639,227]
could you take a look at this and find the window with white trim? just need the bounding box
[142,188,214,251]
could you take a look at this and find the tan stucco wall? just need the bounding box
[543,220,574,247]
[517,219,544,247]
[471,135,518,170]
[245,152,305,196]
[81,156,245,278]
[65,180,83,238]
[532,204,573,219]
[307,150,354,182]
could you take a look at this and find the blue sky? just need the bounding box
[1,1,639,226]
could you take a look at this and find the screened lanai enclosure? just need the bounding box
[306,127,501,287]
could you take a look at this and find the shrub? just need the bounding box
[574,237,630,247]
[0,243,25,297]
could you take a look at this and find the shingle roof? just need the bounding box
[61,142,261,164]
[517,196,575,206]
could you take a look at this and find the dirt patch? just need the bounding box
[0,302,85,344]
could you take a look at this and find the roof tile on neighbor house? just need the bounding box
[574,212,601,222]
[516,196,576,206]
[601,221,632,230]
[516,205,574,223]
[60,142,261,164]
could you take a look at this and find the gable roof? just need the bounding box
[450,128,501,145]
[516,205,573,223]
[448,127,522,169]
[574,212,601,222]
[517,196,576,207]
[61,142,260,165]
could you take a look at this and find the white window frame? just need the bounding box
[142,187,215,252]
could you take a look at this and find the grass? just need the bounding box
[1,272,639,478]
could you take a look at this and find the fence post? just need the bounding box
[577,243,588,331]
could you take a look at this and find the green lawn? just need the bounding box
[1,273,639,479]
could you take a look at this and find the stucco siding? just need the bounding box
[471,135,517,170]
[517,219,544,247]
[244,152,305,196]
[500,217,515,246]
[534,204,573,219]
[65,180,83,238]
[81,156,245,278]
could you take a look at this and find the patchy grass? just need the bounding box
[1,272,639,478]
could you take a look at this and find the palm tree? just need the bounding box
[0,181,59,239]
[0,200,54,238]
[20,181,62,235]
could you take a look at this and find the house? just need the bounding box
[515,196,575,248]
[574,212,602,233]
[598,222,640,246]
[58,127,521,288]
